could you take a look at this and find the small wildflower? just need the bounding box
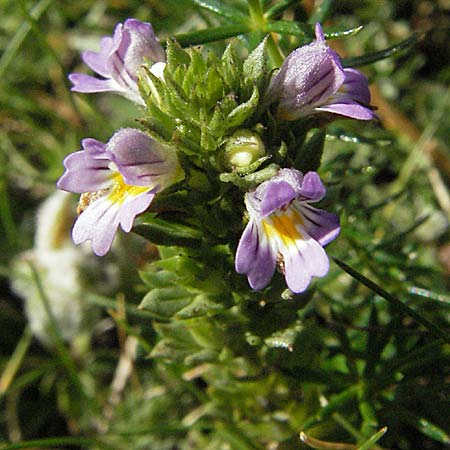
[235,169,340,293]
[267,23,375,121]
[69,19,166,105]
[57,128,182,256]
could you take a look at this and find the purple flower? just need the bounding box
[57,128,182,256]
[69,19,166,105]
[267,23,375,121]
[235,169,340,293]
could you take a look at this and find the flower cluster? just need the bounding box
[59,19,375,293]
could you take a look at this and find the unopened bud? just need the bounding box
[224,130,266,171]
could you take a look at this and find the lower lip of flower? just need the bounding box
[107,173,151,205]
[261,208,305,247]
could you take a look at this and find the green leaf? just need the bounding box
[219,42,242,91]
[219,163,279,189]
[188,319,225,350]
[294,128,326,172]
[176,294,224,319]
[266,20,312,38]
[265,0,298,20]
[323,25,364,40]
[141,103,176,141]
[268,21,364,41]
[301,386,359,430]
[0,437,119,450]
[414,418,450,444]
[357,427,388,450]
[205,66,225,105]
[398,410,450,445]
[243,37,268,92]
[166,40,191,74]
[187,0,248,23]
[174,24,251,47]
[332,257,450,344]
[407,287,450,306]
[264,321,303,350]
[342,34,418,68]
[326,128,392,146]
[227,87,260,128]
[133,214,202,247]
[140,286,193,319]
[140,269,175,289]
[308,0,334,24]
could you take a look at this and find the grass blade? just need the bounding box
[342,34,418,67]
[357,427,388,450]
[332,257,450,344]
[187,0,248,22]
[173,24,251,46]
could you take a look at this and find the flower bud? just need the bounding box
[224,130,266,172]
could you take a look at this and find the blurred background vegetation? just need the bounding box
[0,0,449,449]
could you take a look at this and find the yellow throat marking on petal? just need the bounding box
[262,208,304,247]
[107,173,150,205]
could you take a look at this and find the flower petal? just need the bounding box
[123,19,166,66]
[268,35,345,120]
[297,204,340,246]
[235,221,259,274]
[72,197,121,256]
[260,181,296,217]
[282,234,329,293]
[106,128,170,186]
[81,138,108,158]
[57,151,111,193]
[246,227,277,290]
[118,189,156,232]
[69,73,118,93]
[342,68,371,105]
[316,102,376,120]
[81,37,114,78]
[299,171,326,202]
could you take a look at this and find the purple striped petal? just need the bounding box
[245,227,277,290]
[342,68,371,105]
[267,23,345,120]
[297,204,340,246]
[69,73,118,93]
[316,102,375,120]
[106,128,176,187]
[235,221,259,274]
[57,151,111,193]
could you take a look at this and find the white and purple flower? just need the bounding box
[69,19,166,105]
[235,169,340,293]
[267,23,375,121]
[57,128,182,256]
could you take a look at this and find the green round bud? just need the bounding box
[224,129,266,171]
